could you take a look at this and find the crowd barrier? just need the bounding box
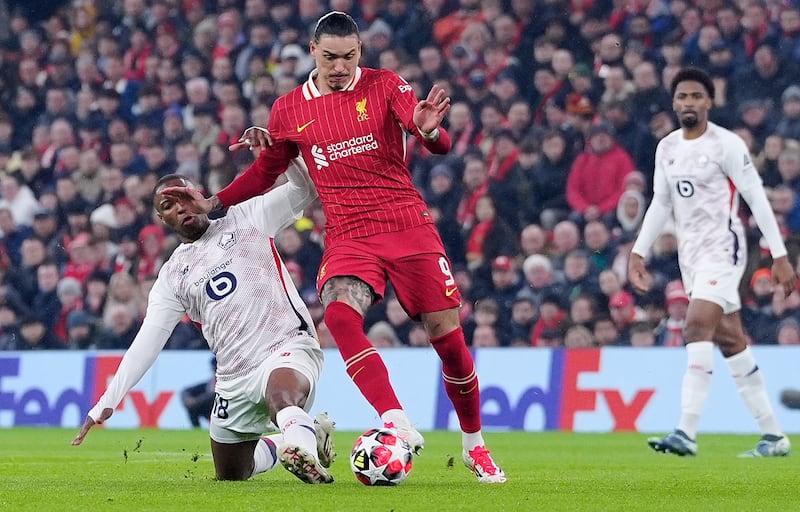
[1,347,798,433]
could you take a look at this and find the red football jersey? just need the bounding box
[217,67,451,243]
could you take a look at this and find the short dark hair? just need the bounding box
[670,67,715,100]
[154,174,192,203]
[313,11,360,42]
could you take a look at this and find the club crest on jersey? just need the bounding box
[218,232,237,250]
[697,155,709,167]
[356,97,369,122]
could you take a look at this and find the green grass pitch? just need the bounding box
[1,428,796,511]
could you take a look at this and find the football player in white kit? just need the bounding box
[72,161,335,483]
[629,67,796,457]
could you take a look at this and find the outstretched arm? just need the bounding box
[72,279,184,446]
[72,320,173,445]
[160,129,299,213]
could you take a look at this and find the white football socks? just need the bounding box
[462,431,486,452]
[725,346,783,437]
[677,341,714,440]
[276,406,318,455]
[250,434,281,477]
[381,408,411,430]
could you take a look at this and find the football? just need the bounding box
[350,427,414,486]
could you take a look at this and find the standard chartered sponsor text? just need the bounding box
[326,133,379,161]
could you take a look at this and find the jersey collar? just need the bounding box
[302,66,363,99]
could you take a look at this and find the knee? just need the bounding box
[683,317,714,343]
[266,389,307,416]
[422,308,461,339]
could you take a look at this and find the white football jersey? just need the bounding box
[89,161,320,420]
[149,171,318,381]
[652,122,762,273]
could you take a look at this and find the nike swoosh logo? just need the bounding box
[459,384,478,395]
[445,288,457,297]
[297,119,315,132]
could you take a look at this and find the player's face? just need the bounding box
[673,80,712,130]
[154,179,210,241]
[311,34,361,93]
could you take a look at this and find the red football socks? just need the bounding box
[324,301,402,415]
[430,326,482,433]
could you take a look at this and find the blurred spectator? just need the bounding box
[32,261,61,334]
[367,321,401,348]
[518,224,551,260]
[562,249,603,305]
[13,315,62,350]
[521,130,571,230]
[472,324,501,347]
[567,121,636,226]
[382,295,415,347]
[564,324,595,348]
[97,302,141,350]
[517,254,564,308]
[777,317,800,346]
[583,220,616,273]
[65,309,98,350]
[0,173,40,227]
[550,220,582,270]
[775,85,800,142]
[473,255,523,338]
[629,321,656,347]
[456,152,489,232]
[608,290,639,346]
[593,315,621,347]
[465,195,517,271]
[102,272,144,326]
[569,293,598,331]
[613,189,646,240]
[0,206,32,267]
[530,294,567,347]
[655,280,690,347]
[508,297,536,347]
[601,98,657,175]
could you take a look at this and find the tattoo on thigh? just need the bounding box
[321,277,373,315]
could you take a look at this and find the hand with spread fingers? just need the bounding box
[413,84,451,136]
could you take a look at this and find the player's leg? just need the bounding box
[319,242,408,419]
[715,312,790,457]
[387,225,505,482]
[211,439,268,480]
[419,307,504,482]
[208,389,282,481]
[266,368,333,483]
[647,297,721,455]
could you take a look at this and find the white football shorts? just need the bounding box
[683,265,745,314]
[209,335,324,444]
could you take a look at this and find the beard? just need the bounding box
[680,113,699,129]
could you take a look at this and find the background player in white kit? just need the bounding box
[72,162,335,483]
[628,67,796,457]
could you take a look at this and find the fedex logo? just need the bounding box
[0,356,173,427]
[435,349,655,431]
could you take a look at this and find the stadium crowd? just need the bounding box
[0,0,800,351]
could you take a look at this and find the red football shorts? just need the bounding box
[316,223,462,320]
